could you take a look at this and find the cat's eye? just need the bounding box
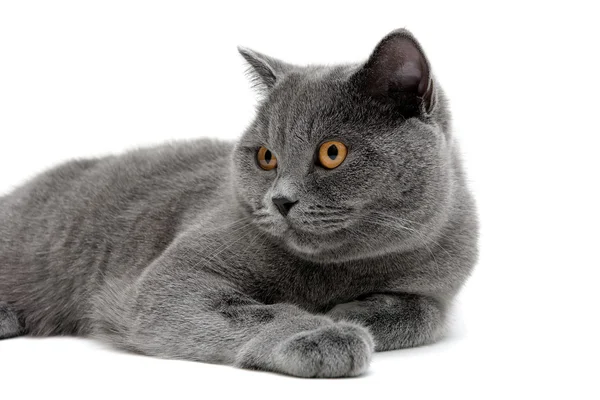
[257,146,277,170]
[318,141,347,169]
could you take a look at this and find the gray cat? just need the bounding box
[0,29,478,378]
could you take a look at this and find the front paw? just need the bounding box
[272,322,374,378]
[327,295,390,322]
[327,301,364,320]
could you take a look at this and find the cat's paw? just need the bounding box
[327,300,366,320]
[272,322,374,378]
[0,303,23,339]
[327,295,391,321]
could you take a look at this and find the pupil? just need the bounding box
[264,150,272,164]
[327,145,338,160]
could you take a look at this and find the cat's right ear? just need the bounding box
[238,47,292,93]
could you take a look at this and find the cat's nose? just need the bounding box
[272,196,298,217]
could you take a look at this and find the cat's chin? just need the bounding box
[284,240,365,264]
[281,229,349,262]
[280,226,410,263]
[285,238,328,257]
[259,221,365,262]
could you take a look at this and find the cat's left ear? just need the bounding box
[353,29,436,116]
[238,47,292,93]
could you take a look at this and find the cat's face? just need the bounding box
[232,30,453,263]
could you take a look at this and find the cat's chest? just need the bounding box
[249,253,398,313]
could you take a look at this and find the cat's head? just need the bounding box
[232,29,454,263]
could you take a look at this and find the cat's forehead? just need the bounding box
[261,72,364,148]
[276,67,354,104]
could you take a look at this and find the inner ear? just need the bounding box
[354,29,435,116]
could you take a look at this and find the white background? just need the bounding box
[1,1,599,399]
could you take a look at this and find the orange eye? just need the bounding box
[318,141,347,169]
[257,146,277,170]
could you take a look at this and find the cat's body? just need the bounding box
[0,140,233,336]
[0,29,478,377]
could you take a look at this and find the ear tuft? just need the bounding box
[238,47,291,93]
[354,29,435,116]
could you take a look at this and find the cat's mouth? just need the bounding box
[288,218,350,235]
[252,207,353,234]
[251,206,354,256]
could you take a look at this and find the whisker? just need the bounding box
[300,218,347,224]
[202,224,257,265]
[362,214,449,277]
[307,205,351,211]
[303,210,348,217]
[179,218,255,267]
[367,213,453,258]
[173,216,253,263]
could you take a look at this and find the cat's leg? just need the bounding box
[326,293,446,351]
[0,302,24,339]
[92,261,374,378]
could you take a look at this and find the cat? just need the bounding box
[0,29,478,378]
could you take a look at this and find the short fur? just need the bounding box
[0,29,478,378]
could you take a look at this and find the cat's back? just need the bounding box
[1,138,233,210]
[1,138,235,247]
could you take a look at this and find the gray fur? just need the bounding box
[0,29,478,378]
[0,303,22,338]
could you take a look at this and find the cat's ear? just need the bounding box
[238,47,292,93]
[353,29,436,116]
